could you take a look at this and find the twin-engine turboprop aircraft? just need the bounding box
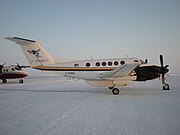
[5,37,170,94]
[0,63,29,83]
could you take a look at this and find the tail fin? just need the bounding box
[5,37,55,66]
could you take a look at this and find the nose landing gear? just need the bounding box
[1,79,24,84]
[163,83,170,90]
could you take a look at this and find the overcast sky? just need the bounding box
[0,0,180,74]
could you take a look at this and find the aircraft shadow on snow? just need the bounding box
[0,87,168,96]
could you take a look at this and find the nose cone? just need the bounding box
[161,67,169,74]
[18,71,28,78]
[22,71,28,77]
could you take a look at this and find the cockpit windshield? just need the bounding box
[15,67,21,70]
[140,59,145,64]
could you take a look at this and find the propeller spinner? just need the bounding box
[0,63,6,68]
[0,63,5,73]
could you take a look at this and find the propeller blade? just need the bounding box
[0,63,6,66]
[21,65,30,68]
[16,63,30,69]
[0,63,6,68]
[145,59,148,64]
[160,55,165,84]
[165,65,169,68]
[16,63,22,69]
[160,55,163,67]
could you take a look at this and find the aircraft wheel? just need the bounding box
[19,79,23,84]
[112,88,119,95]
[163,84,170,90]
[2,78,7,83]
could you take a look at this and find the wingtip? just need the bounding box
[4,37,12,41]
[4,37,9,39]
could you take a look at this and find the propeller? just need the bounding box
[0,63,5,74]
[16,63,30,70]
[159,55,170,90]
[145,59,148,64]
[0,63,6,68]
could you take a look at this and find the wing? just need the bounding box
[98,64,139,78]
[64,63,139,80]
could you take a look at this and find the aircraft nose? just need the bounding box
[21,71,28,77]
[160,67,169,74]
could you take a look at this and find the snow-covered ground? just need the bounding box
[0,75,180,135]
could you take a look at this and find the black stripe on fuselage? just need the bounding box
[32,66,115,71]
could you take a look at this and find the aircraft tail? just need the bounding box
[5,37,55,66]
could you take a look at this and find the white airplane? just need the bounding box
[0,63,29,83]
[5,37,170,94]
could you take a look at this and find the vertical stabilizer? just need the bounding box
[5,37,55,66]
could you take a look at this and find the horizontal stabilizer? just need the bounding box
[5,37,36,44]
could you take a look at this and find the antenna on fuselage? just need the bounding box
[125,54,129,58]
[90,56,94,60]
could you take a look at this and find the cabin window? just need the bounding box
[86,62,91,67]
[74,63,79,67]
[96,62,100,67]
[108,61,112,66]
[6,69,8,72]
[102,62,106,66]
[120,60,125,65]
[134,60,139,63]
[12,68,15,71]
[114,61,119,66]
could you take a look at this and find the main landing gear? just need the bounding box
[2,78,7,83]
[112,88,119,95]
[19,79,24,84]
[1,79,24,84]
[108,87,120,95]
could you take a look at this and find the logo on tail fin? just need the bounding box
[27,49,41,57]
